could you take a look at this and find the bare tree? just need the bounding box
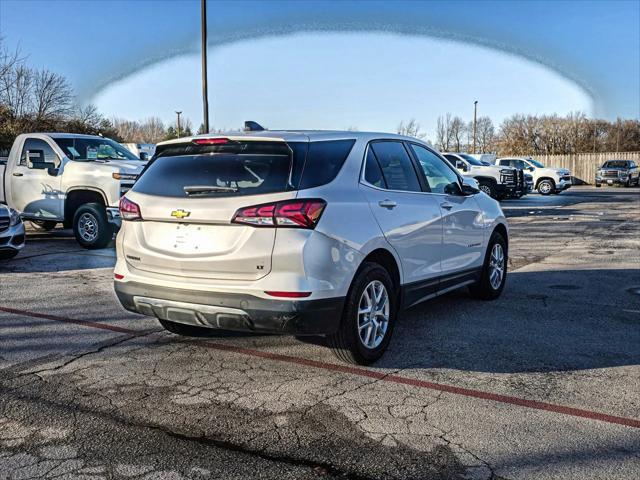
[32,69,73,121]
[475,116,495,152]
[397,118,426,139]
[139,117,166,143]
[435,113,453,151]
[449,116,466,152]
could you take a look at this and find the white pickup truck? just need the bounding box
[0,133,146,248]
[442,152,525,199]
[495,157,572,195]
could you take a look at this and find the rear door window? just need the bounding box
[369,141,422,192]
[134,142,294,198]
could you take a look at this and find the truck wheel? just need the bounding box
[595,183,601,188]
[72,203,112,249]
[477,180,496,198]
[469,231,507,300]
[158,318,211,336]
[625,177,631,188]
[327,262,397,365]
[31,220,57,231]
[537,179,555,195]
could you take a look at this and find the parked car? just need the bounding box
[122,143,156,161]
[0,133,147,248]
[0,204,25,259]
[595,160,639,187]
[114,129,509,364]
[442,152,525,199]
[496,157,571,195]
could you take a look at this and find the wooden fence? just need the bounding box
[523,152,640,184]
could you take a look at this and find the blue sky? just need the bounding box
[1,0,638,137]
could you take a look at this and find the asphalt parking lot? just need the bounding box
[1,186,639,480]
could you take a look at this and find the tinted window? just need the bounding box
[20,139,60,168]
[410,145,460,194]
[133,144,294,198]
[54,137,138,161]
[364,149,386,188]
[603,160,629,168]
[370,142,421,192]
[151,139,354,191]
[298,139,355,189]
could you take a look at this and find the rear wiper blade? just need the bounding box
[184,185,238,195]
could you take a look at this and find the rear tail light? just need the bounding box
[264,291,312,298]
[232,199,326,229]
[119,196,142,221]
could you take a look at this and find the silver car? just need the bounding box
[0,205,25,259]
[114,129,508,364]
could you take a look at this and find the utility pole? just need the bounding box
[201,0,210,133]
[175,111,182,137]
[472,100,478,153]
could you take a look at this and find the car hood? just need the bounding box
[599,167,627,171]
[70,159,147,174]
[470,164,514,173]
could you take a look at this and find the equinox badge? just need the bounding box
[171,209,191,219]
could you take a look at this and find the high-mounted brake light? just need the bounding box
[232,199,326,229]
[192,138,229,145]
[119,196,142,221]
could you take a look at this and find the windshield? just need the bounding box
[603,160,628,168]
[54,137,139,161]
[457,153,483,166]
[528,158,545,168]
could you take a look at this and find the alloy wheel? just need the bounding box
[78,212,98,243]
[489,243,505,290]
[357,280,390,349]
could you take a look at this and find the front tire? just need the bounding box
[537,179,555,195]
[328,262,397,365]
[72,203,112,249]
[477,180,496,199]
[469,231,507,300]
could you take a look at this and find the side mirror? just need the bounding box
[139,152,149,161]
[527,166,535,172]
[456,160,468,172]
[28,160,57,171]
[461,177,480,195]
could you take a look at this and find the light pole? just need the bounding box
[175,111,182,137]
[201,0,210,133]
[472,100,478,154]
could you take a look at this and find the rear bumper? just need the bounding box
[114,281,344,335]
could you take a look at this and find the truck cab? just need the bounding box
[1,133,146,248]
[442,152,524,200]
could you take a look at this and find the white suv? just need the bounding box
[496,157,572,195]
[114,130,509,364]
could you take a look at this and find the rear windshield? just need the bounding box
[134,139,355,198]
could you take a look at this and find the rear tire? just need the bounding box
[469,231,507,301]
[595,183,601,188]
[30,220,57,231]
[72,203,112,249]
[327,262,397,365]
[158,318,211,336]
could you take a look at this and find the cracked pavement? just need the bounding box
[1,187,639,479]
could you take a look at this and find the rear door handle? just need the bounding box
[12,172,23,177]
[378,199,397,209]
[440,202,453,210]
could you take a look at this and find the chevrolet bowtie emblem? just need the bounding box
[171,209,191,219]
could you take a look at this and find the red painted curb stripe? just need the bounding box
[2,306,639,429]
[0,306,136,335]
